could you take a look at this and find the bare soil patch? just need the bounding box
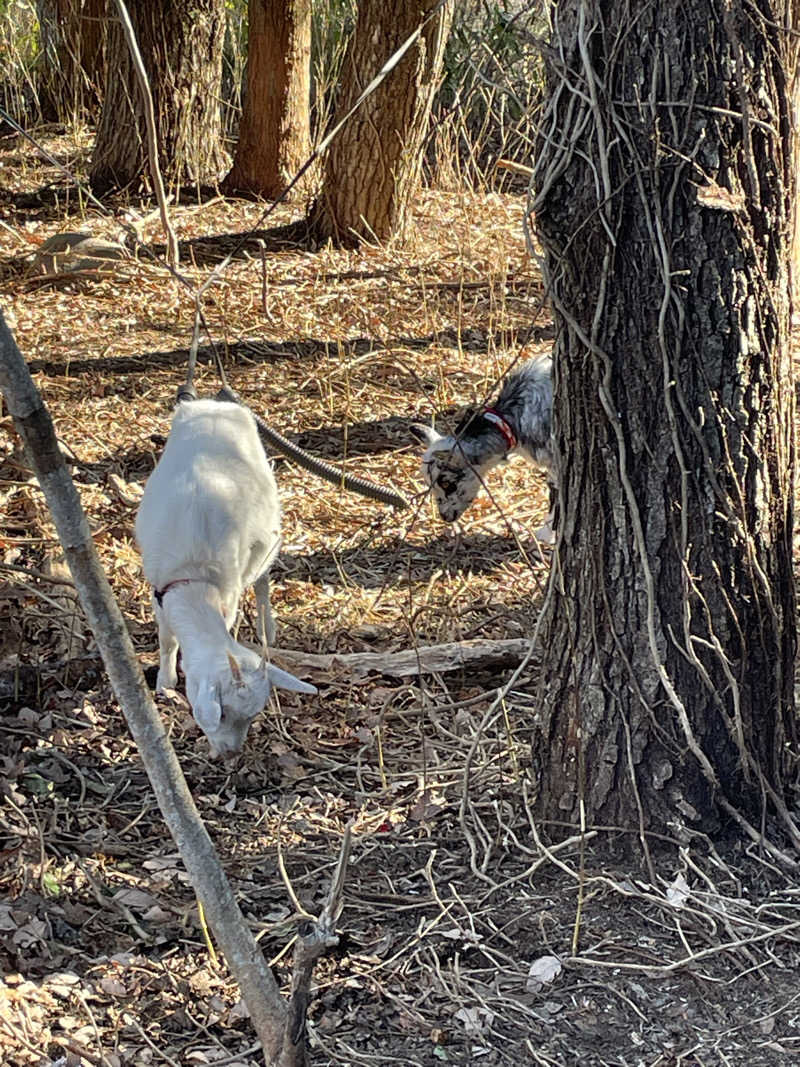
[1,132,799,1067]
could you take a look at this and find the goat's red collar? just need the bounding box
[153,578,209,607]
[482,408,517,452]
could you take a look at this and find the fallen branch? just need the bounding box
[0,307,314,1067]
[268,638,534,681]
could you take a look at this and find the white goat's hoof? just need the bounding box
[156,669,179,692]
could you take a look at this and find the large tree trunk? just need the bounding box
[309,0,454,246]
[90,0,227,196]
[531,0,798,841]
[789,54,800,305]
[223,0,311,200]
[36,0,106,122]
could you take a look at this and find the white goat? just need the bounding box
[135,399,316,758]
[411,354,556,541]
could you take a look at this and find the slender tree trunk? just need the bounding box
[90,0,227,196]
[223,0,312,200]
[309,0,454,246]
[36,0,106,122]
[530,0,799,842]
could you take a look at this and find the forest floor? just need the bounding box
[1,130,799,1067]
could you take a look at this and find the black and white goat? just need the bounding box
[411,354,556,541]
[135,399,316,758]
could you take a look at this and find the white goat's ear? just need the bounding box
[410,423,440,447]
[227,652,244,686]
[194,695,222,733]
[267,665,317,695]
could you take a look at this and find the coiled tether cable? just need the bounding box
[175,375,409,511]
[217,385,409,510]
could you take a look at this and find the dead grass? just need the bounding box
[1,131,799,1067]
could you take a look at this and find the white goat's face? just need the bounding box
[411,425,483,523]
[188,653,316,759]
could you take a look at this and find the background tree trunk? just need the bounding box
[531,0,798,841]
[90,0,226,195]
[309,0,454,246]
[36,0,106,123]
[223,0,312,200]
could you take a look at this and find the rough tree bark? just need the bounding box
[90,0,227,195]
[530,0,799,845]
[790,55,800,303]
[309,0,454,246]
[223,0,312,199]
[36,0,106,122]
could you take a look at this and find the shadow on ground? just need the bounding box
[279,531,547,589]
[26,324,554,380]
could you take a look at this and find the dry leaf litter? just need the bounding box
[1,132,799,1067]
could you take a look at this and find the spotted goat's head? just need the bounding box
[410,408,507,522]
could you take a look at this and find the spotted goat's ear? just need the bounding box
[409,423,441,447]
